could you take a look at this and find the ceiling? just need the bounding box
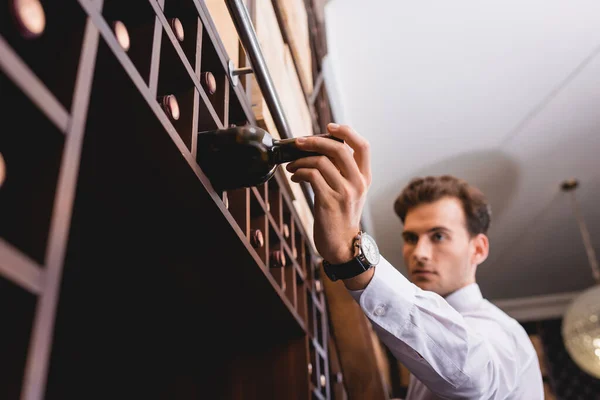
[322,0,600,303]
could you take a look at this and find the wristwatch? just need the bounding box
[322,231,381,281]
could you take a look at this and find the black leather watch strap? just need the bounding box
[323,256,373,282]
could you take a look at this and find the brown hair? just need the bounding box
[393,175,491,236]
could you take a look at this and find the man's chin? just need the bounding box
[412,279,438,292]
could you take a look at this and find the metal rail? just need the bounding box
[225,0,293,139]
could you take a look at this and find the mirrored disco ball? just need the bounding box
[562,284,600,379]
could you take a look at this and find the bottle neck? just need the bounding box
[270,138,320,165]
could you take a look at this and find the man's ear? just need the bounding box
[471,233,489,267]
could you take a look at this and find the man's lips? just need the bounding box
[411,270,437,277]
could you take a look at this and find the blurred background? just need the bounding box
[323,0,600,302]
[320,2,600,397]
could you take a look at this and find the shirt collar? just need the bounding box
[444,282,483,313]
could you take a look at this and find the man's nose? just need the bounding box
[413,237,432,262]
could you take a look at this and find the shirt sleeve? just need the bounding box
[348,256,525,399]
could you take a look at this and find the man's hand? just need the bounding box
[286,123,371,264]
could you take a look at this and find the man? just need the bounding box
[286,123,543,399]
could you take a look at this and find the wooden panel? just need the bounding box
[529,334,548,378]
[399,362,411,388]
[309,0,328,61]
[204,0,240,67]
[251,1,312,137]
[529,333,556,400]
[279,46,315,248]
[321,265,390,400]
[371,328,393,396]
[282,45,313,137]
[273,0,313,93]
[250,0,286,125]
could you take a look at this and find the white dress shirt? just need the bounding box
[349,256,544,400]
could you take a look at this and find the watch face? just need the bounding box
[360,233,380,265]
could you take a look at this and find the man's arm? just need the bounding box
[351,257,531,399]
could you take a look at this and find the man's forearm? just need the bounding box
[342,267,375,290]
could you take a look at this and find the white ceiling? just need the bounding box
[323,0,600,301]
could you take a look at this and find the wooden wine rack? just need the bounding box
[0,0,347,399]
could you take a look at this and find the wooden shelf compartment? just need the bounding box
[314,296,327,348]
[192,0,256,129]
[210,335,311,400]
[295,233,307,276]
[307,285,316,339]
[0,70,65,267]
[282,199,294,253]
[0,238,44,295]
[0,275,37,400]
[155,20,199,150]
[101,0,159,86]
[312,388,327,400]
[327,335,348,400]
[151,1,223,144]
[317,343,332,399]
[268,216,286,289]
[0,0,88,111]
[227,87,250,129]
[312,287,325,315]
[249,188,269,268]
[252,182,268,212]
[267,178,283,231]
[309,337,320,390]
[199,24,229,126]
[223,187,250,237]
[296,267,308,323]
[43,41,307,397]
[284,248,298,310]
[161,0,203,75]
[305,246,323,289]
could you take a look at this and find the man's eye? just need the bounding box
[432,233,445,242]
[404,235,418,244]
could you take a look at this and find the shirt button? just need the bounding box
[374,305,386,316]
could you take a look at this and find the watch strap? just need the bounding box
[323,255,373,282]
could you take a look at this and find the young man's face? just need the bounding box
[402,197,488,297]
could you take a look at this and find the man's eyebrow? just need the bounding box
[428,226,451,233]
[401,230,417,239]
[402,227,452,238]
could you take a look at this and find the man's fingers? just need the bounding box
[290,167,334,198]
[286,156,344,192]
[326,124,372,185]
[295,132,363,187]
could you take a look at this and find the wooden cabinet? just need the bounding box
[0,0,350,399]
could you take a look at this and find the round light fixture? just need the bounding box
[560,178,600,379]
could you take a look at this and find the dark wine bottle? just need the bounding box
[201,71,217,95]
[157,94,180,121]
[250,228,264,248]
[0,152,6,189]
[221,191,229,209]
[111,20,130,52]
[9,0,46,39]
[282,223,290,239]
[169,18,184,42]
[196,126,343,190]
[314,279,323,294]
[320,374,327,388]
[270,249,286,268]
